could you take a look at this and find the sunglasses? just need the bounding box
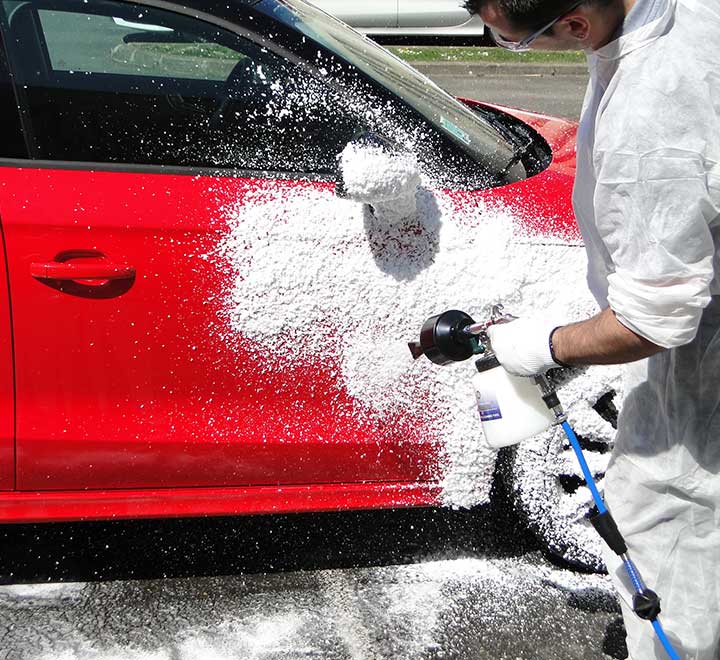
[490,0,585,52]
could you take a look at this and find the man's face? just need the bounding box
[479,0,587,51]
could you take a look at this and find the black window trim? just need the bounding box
[1,0,511,187]
[1,0,361,178]
[0,157,335,182]
[0,7,31,158]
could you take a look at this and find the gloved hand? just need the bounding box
[486,318,565,377]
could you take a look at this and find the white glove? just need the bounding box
[486,318,565,377]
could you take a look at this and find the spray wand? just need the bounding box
[408,305,681,660]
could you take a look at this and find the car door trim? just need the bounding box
[0,158,335,183]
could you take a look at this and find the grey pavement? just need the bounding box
[0,554,623,660]
[417,61,590,121]
[0,505,628,660]
[415,61,588,77]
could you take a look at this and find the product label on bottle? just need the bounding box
[476,391,502,421]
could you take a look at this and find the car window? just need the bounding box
[0,24,25,158]
[39,11,239,81]
[0,0,363,173]
[260,0,521,184]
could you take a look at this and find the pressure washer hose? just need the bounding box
[559,416,681,660]
[410,310,683,658]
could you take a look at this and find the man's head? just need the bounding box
[465,0,627,51]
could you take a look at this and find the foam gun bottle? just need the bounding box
[408,305,556,449]
[472,351,556,448]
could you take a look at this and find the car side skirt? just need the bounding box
[0,482,442,524]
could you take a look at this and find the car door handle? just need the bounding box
[30,261,136,281]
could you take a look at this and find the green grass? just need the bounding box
[122,41,584,66]
[388,46,585,64]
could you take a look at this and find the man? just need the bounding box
[462,0,720,658]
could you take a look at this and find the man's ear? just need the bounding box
[558,15,591,41]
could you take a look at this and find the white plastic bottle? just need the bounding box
[473,355,556,449]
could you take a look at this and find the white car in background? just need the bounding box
[308,0,487,40]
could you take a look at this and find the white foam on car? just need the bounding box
[339,142,420,222]
[214,155,618,521]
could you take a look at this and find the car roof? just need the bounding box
[158,0,264,17]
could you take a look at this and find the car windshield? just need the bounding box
[255,0,516,176]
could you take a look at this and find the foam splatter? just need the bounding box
[215,177,618,518]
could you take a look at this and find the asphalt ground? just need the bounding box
[417,62,589,121]
[0,502,627,660]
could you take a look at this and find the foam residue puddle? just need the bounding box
[215,167,616,508]
[0,582,88,605]
[13,556,615,660]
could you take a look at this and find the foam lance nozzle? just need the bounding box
[408,305,515,365]
[407,310,479,365]
[409,304,557,450]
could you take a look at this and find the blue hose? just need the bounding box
[652,621,682,660]
[623,558,645,593]
[560,421,606,514]
[559,419,682,660]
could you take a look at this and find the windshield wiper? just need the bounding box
[497,136,535,179]
[470,106,536,181]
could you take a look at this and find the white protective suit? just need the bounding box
[572,0,720,657]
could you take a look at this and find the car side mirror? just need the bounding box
[336,133,421,220]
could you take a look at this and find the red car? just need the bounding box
[0,0,617,570]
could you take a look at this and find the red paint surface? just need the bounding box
[1,171,437,494]
[0,482,440,524]
[468,101,581,242]
[0,218,14,490]
[0,109,579,523]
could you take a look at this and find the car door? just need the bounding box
[0,234,13,492]
[309,0,398,28]
[398,0,471,28]
[0,0,435,492]
[0,42,22,491]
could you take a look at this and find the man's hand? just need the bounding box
[487,308,665,377]
[486,318,562,376]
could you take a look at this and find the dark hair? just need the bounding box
[464,0,610,31]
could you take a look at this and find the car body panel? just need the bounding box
[0,103,579,519]
[0,0,579,524]
[309,0,398,28]
[397,0,474,28]
[464,102,581,242]
[0,481,440,523]
[0,219,14,491]
[0,168,439,492]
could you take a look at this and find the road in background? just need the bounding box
[418,62,589,120]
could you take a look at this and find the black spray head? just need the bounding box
[408,310,476,365]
